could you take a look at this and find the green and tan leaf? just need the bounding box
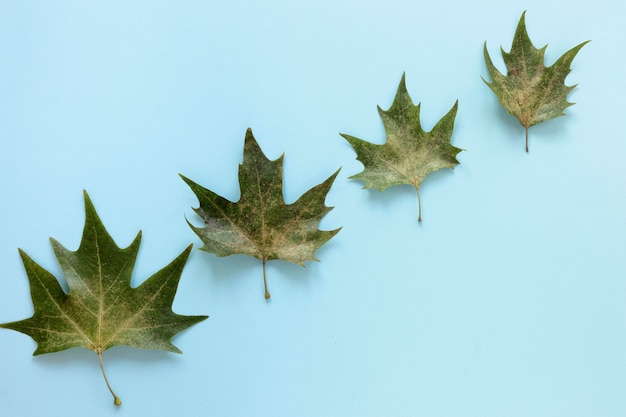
[181,128,341,300]
[0,191,207,406]
[483,11,589,152]
[341,73,461,221]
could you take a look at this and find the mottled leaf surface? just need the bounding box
[0,192,207,405]
[341,73,461,221]
[483,11,588,152]
[181,128,340,299]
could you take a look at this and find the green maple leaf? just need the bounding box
[0,192,207,406]
[483,11,589,152]
[340,73,462,222]
[180,128,341,300]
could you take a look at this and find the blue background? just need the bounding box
[1,1,624,416]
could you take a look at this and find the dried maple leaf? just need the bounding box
[180,128,341,300]
[340,73,462,222]
[0,192,207,406]
[483,11,589,152]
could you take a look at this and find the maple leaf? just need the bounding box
[340,73,462,222]
[0,191,207,406]
[180,128,341,300]
[483,11,589,152]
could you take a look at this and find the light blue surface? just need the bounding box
[1,1,624,416]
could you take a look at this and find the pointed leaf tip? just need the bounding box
[244,127,254,140]
[399,71,407,88]
[82,189,95,211]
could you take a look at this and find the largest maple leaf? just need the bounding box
[180,128,341,300]
[0,191,207,406]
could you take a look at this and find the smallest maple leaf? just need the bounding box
[341,73,462,222]
[483,11,589,152]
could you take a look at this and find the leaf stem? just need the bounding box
[417,188,422,222]
[525,126,529,153]
[97,350,121,406]
[262,259,271,300]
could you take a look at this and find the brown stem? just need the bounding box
[525,126,529,153]
[417,188,422,222]
[262,259,271,300]
[97,350,121,406]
